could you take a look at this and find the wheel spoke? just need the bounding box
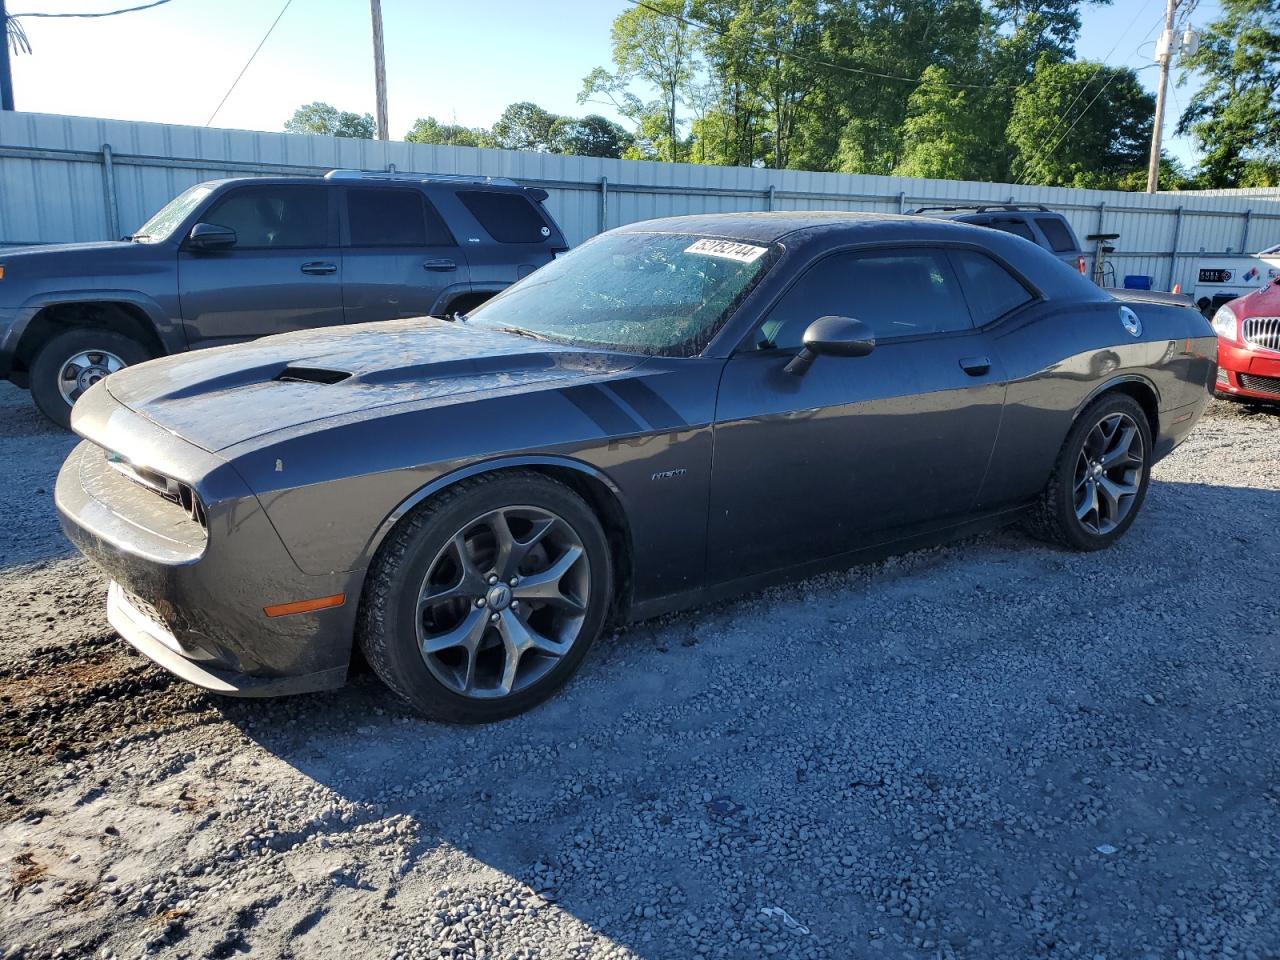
[1097,475,1136,518]
[492,510,557,581]
[421,606,488,655]
[500,607,570,658]
[1075,479,1099,522]
[1100,425,1141,469]
[512,545,585,611]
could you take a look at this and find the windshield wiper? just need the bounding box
[494,325,553,343]
[122,233,151,242]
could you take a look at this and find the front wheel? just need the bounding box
[1026,393,1153,551]
[29,327,152,429]
[358,472,613,723]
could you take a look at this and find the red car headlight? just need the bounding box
[1211,306,1239,344]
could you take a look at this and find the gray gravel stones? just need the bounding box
[1,384,1279,959]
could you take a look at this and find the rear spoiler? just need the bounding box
[1105,288,1196,309]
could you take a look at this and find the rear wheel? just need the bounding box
[1026,393,1152,551]
[29,327,152,429]
[358,472,612,722]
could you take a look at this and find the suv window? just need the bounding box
[1035,216,1077,253]
[202,185,329,248]
[458,191,549,244]
[986,217,1036,243]
[950,249,1035,324]
[759,248,973,348]
[346,188,453,246]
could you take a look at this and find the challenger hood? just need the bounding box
[103,318,642,452]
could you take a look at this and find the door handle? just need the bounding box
[423,258,457,272]
[300,261,337,275]
[959,356,992,376]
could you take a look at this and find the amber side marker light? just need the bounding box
[0,265,6,280]
[264,593,346,618]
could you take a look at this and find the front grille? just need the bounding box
[1238,373,1280,397]
[1242,316,1280,352]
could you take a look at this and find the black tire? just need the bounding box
[29,327,152,429]
[357,471,613,723]
[1025,392,1153,551]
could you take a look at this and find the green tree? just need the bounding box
[1177,0,1280,187]
[547,114,633,158]
[581,0,695,162]
[284,102,375,139]
[892,66,985,180]
[492,102,560,152]
[404,116,495,148]
[1007,57,1153,187]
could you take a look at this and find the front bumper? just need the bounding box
[1215,339,1280,402]
[55,394,360,696]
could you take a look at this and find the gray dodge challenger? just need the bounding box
[56,212,1217,722]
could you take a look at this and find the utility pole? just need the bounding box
[1145,0,1179,194]
[0,0,15,112]
[369,0,389,140]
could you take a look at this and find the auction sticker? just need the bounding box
[684,238,768,263]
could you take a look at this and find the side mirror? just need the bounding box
[784,316,876,376]
[187,222,237,251]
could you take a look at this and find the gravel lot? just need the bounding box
[1,381,1278,960]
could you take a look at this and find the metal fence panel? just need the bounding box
[2,111,1279,293]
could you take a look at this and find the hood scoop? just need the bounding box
[274,366,352,385]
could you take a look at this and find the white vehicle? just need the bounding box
[1192,246,1280,315]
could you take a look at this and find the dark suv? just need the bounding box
[0,169,568,426]
[909,204,1088,275]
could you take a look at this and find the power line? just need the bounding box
[622,0,1019,91]
[1015,0,1164,185]
[10,0,172,17]
[205,0,293,127]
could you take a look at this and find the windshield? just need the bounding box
[465,231,777,357]
[131,184,214,242]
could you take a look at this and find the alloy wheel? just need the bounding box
[1073,412,1145,536]
[415,506,590,699]
[57,349,125,406]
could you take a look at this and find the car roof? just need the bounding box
[615,211,1106,302]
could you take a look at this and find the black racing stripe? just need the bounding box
[560,384,644,435]
[605,378,687,431]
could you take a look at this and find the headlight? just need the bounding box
[1211,306,1239,342]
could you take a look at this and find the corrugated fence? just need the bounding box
[3,111,1279,292]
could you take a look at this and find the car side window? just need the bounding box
[758,248,973,349]
[346,189,454,247]
[949,249,1035,325]
[1036,217,1077,253]
[987,218,1036,242]
[458,191,549,243]
[201,186,329,248]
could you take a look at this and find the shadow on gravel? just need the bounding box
[192,478,1280,958]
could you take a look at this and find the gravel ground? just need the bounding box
[1,381,1278,960]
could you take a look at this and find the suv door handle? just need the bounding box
[959,356,992,376]
[300,261,337,275]
[423,258,457,272]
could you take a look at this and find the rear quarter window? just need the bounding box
[1036,216,1078,253]
[987,218,1037,243]
[458,191,550,244]
[949,249,1036,325]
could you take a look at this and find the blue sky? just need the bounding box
[8,0,1211,167]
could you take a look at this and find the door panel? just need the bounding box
[707,246,1007,583]
[709,339,1005,581]
[177,184,342,345]
[340,187,470,322]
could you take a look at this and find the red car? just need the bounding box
[1213,277,1280,403]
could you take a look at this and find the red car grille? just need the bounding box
[1238,373,1280,397]
[1242,316,1280,352]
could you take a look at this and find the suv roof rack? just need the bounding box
[324,169,521,188]
[909,203,1052,215]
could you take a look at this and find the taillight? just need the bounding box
[1077,256,1088,275]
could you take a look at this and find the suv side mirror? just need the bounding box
[187,222,237,251]
[784,316,876,376]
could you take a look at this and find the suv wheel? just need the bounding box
[358,471,613,723]
[30,328,152,429]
